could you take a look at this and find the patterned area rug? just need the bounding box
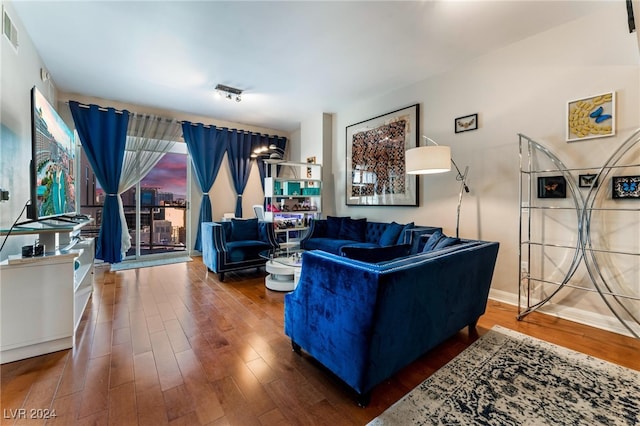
[110,256,192,271]
[369,326,640,425]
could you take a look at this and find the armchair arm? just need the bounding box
[258,221,280,248]
[201,222,229,273]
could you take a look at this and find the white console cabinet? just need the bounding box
[0,237,94,364]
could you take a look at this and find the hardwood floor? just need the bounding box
[2,258,639,425]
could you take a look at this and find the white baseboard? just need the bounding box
[0,336,73,364]
[488,289,634,338]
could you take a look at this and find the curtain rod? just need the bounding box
[181,121,287,139]
[65,101,179,125]
[65,101,286,139]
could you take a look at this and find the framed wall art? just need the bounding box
[538,176,567,198]
[566,91,616,142]
[454,113,478,133]
[612,176,640,199]
[346,104,419,206]
[578,174,599,188]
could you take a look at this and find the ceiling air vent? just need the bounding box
[3,7,19,52]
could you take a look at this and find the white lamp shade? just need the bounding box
[405,146,451,174]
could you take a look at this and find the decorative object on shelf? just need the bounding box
[346,104,419,206]
[454,113,478,133]
[406,136,470,238]
[612,175,640,199]
[578,173,599,188]
[306,156,316,179]
[214,83,242,102]
[537,175,566,198]
[566,91,615,142]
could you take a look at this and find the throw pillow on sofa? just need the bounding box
[396,222,415,245]
[339,217,367,242]
[422,230,444,252]
[434,236,460,250]
[326,216,348,238]
[378,222,404,246]
[422,230,461,252]
[341,244,411,263]
[230,218,259,241]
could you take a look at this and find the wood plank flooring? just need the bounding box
[2,258,639,425]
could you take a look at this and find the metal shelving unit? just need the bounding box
[518,130,640,338]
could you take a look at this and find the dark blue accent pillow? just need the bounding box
[341,244,411,263]
[340,218,366,242]
[422,230,444,252]
[230,218,258,241]
[326,216,347,238]
[396,222,415,245]
[434,236,460,250]
[379,222,404,246]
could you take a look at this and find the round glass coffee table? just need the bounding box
[259,247,305,291]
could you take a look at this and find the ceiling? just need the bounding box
[12,1,608,133]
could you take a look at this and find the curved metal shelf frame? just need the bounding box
[518,129,640,338]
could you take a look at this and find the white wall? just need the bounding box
[313,2,639,334]
[0,0,56,260]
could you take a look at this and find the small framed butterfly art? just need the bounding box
[612,176,640,199]
[454,113,478,133]
[566,91,616,142]
[578,174,599,188]
[538,176,566,199]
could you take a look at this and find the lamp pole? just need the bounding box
[422,137,470,238]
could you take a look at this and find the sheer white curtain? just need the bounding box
[118,114,183,258]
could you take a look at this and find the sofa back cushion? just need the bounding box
[230,218,259,241]
[339,218,367,242]
[341,244,411,263]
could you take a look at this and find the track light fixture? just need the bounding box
[250,144,285,160]
[215,84,243,102]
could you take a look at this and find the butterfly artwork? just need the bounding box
[566,92,616,142]
[612,176,640,199]
[579,174,599,188]
[538,176,567,198]
[589,106,613,124]
[455,114,478,133]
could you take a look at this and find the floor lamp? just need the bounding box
[406,136,470,238]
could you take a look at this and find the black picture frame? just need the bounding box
[454,113,478,133]
[612,175,640,199]
[578,174,599,188]
[345,104,419,206]
[538,176,567,198]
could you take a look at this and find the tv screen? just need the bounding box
[28,86,77,220]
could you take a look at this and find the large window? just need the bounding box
[79,142,188,258]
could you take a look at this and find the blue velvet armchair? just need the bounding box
[201,219,279,281]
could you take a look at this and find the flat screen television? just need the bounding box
[27,86,77,220]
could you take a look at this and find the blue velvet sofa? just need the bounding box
[201,219,279,281]
[284,237,499,405]
[300,216,441,255]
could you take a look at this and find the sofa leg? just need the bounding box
[468,318,478,331]
[356,392,371,408]
[292,341,301,354]
[218,273,225,282]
